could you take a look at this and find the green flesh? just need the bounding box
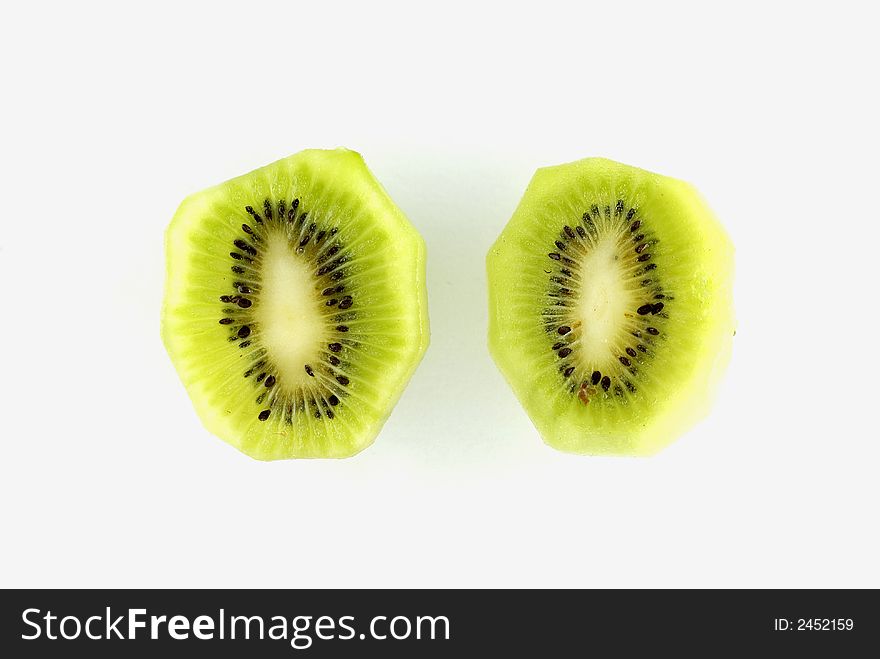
[487,158,734,455]
[162,149,429,460]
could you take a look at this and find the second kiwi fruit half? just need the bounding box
[487,158,734,456]
[162,149,429,460]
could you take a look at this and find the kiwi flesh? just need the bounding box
[162,149,429,460]
[487,158,734,455]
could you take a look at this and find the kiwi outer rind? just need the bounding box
[162,148,429,460]
[487,158,734,456]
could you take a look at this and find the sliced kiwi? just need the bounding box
[487,158,734,455]
[162,149,429,460]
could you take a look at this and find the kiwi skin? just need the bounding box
[487,158,734,456]
[162,149,429,460]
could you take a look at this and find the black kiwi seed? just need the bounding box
[239,341,251,348]
[555,240,566,251]
[626,347,637,358]
[564,366,576,377]
[591,204,600,217]
[615,200,624,216]
[263,199,273,220]
[264,375,276,388]
[230,252,243,260]
[619,356,631,367]
[652,302,664,314]
[637,253,651,262]
[647,327,660,335]
[336,325,349,332]
[336,375,349,386]
[237,325,251,338]
[278,199,286,217]
[558,325,571,335]
[601,376,611,391]
[326,298,338,306]
[629,219,641,232]
[328,395,339,406]
[219,318,233,325]
[338,296,353,310]
[237,298,252,309]
[238,285,251,294]
[231,266,245,274]
[558,347,572,358]
[258,410,271,421]
[552,341,565,350]
[644,263,657,271]
[591,371,601,385]
[637,304,653,315]
[626,208,636,221]
[245,206,263,223]
[299,235,311,248]
[328,342,343,353]
[576,225,587,239]
[242,223,254,235]
[256,372,266,383]
[635,243,648,254]
[328,355,340,366]
[304,364,314,377]
[563,226,575,239]
[238,240,258,256]
[548,252,561,261]
[633,233,645,243]
[220,295,231,303]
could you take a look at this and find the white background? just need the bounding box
[1,1,878,588]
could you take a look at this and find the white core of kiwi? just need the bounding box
[253,231,326,389]
[573,234,640,371]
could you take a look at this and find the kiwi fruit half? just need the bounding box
[162,149,429,460]
[487,158,733,455]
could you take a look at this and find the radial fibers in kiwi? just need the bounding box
[487,158,734,455]
[162,149,429,460]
